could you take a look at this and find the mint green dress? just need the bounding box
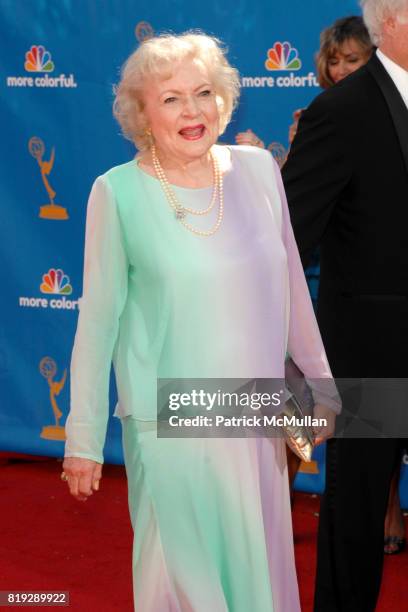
[65,146,338,611]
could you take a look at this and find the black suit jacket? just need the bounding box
[282,53,408,377]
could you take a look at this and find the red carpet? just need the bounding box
[0,454,407,611]
[292,492,408,611]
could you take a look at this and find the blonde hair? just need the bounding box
[113,32,240,150]
[316,16,373,89]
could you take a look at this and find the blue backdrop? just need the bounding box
[1,0,407,504]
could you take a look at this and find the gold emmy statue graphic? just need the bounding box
[39,357,67,440]
[135,21,154,42]
[29,136,69,220]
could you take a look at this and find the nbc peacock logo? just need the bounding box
[25,45,54,72]
[265,42,302,71]
[40,268,72,295]
[241,40,318,89]
[18,267,78,311]
[6,44,77,88]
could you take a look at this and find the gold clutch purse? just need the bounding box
[281,358,315,462]
[279,393,314,462]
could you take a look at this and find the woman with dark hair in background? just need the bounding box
[237,16,372,147]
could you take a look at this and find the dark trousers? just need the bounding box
[314,438,405,612]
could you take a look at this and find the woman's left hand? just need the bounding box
[312,403,336,446]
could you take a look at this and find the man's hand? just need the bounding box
[288,109,304,144]
[62,457,102,502]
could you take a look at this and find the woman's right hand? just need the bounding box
[312,404,336,446]
[62,457,102,502]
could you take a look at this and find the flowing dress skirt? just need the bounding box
[121,417,301,612]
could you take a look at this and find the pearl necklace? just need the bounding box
[151,144,224,237]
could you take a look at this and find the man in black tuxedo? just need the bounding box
[282,1,408,610]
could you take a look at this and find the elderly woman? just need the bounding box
[62,32,338,612]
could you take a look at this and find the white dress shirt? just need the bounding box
[376,48,408,109]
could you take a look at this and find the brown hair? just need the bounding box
[316,16,373,89]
